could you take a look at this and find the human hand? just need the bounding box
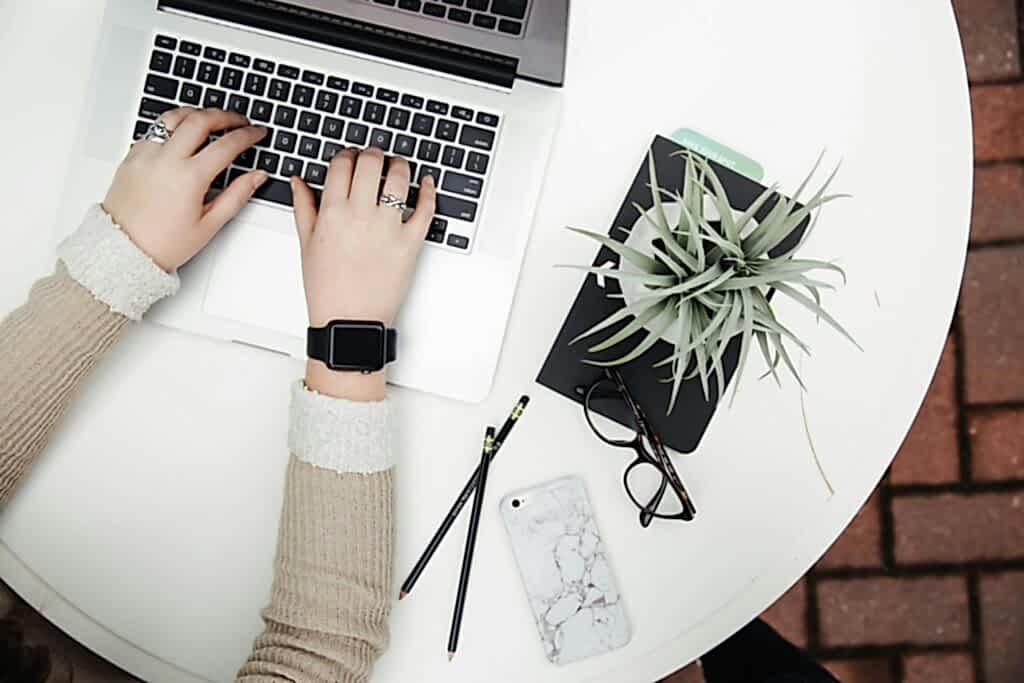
[102,107,269,272]
[291,147,437,400]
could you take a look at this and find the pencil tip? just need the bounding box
[398,591,408,600]
[447,652,455,661]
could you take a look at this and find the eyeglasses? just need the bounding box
[576,368,697,527]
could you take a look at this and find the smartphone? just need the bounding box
[500,475,631,665]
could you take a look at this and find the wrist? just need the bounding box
[305,359,386,402]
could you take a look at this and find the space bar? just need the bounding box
[252,178,293,206]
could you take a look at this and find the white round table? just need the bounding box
[0,1,971,681]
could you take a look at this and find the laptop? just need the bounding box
[54,0,567,403]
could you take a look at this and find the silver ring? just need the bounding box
[380,193,408,213]
[142,119,173,145]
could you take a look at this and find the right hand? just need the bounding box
[291,147,437,400]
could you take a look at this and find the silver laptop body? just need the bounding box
[54,0,567,402]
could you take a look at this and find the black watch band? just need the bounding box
[307,320,397,373]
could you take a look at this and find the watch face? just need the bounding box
[329,323,386,371]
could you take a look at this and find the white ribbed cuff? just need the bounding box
[57,204,180,321]
[288,380,393,474]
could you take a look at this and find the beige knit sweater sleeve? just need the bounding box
[0,206,394,683]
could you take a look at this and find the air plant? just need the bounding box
[565,150,860,414]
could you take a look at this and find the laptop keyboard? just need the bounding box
[135,33,503,253]
[368,0,530,37]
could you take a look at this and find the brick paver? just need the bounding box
[903,653,976,683]
[971,164,1024,244]
[759,580,807,648]
[817,491,882,568]
[980,572,1024,683]
[823,658,895,683]
[969,408,1024,480]
[972,85,1024,162]
[952,0,1021,82]
[894,492,1024,563]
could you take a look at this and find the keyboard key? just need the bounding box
[417,140,441,162]
[472,13,496,29]
[451,106,473,121]
[292,85,314,107]
[149,50,173,73]
[443,0,464,5]
[340,96,362,118]
[302,70,324,85]
[426,100,449,115]
[498,18,523,34]
[298,111,321,133]
[198,62,220,84]
[255,127,273,147]
[376,88,399,103]
[466,151,489,174]
[369,128,393,151]
[375,0,397,4]
[133,120,150,140]
[278,64,300,79]
[424,2,446,17]
[254,58,275,73]
[218,67,241,90]
[322,117,344,139]
[281,157,303,177]
[179,40,202,56]
[476,111,499,127]
[327,76,349,91]
[299,136,322,158]
[418,165,442,185]
[235,147,257,168]
[468,0,488,8]
[448,8,471,22]
[436,120,458,141]
[442,145,465,168]
[257,151,281,174]
[447,234,470,249]
[401,94,424,109]
[269,79,291,102]
[322,141,343,162]
[426,230,445,243]
[155,35,178,50]
[305,162,328,186]
[203,47,226,62]
[387,107,410,130]
[491,0,527,18]
[426,217,448,242]
[398,0,422,10]
[230,53,252,68]
[412,113,435,136]
[203,88,226,108]
[274,106,297,127]
[227,94,250,115]
[315,90,339,113]
[363,102,386,124]
[180,83,202,106]
[352,82,374,97]
[437,194,478,221]
[253,177,293,206]
[459,125,495,150]
[442,170,482,197]
[138,97,175,120]
[145,74,179,99]
[275,130,297,153]
[173,56,197,79]
[345,122,369,145]
[244,73,268,96]
[251,100,273,122]
[394,134,416,157]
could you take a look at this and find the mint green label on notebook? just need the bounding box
[670,128,764,182]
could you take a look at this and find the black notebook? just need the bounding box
[536,135,807,453]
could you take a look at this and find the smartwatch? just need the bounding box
[306,320,397,373]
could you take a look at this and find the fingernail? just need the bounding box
[424,174,435,187]
[253,171,269,188]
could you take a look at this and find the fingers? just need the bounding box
[405,173,437,241]
[164,108,251,158]
[131,107,199,155]
[380,156,411,204]
[200,169,269,235]
[349,147,386,213]
[291,177,318,248]
[321,148,357,212]
[194,125,268,180]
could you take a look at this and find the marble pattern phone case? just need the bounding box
[500,475,631,664]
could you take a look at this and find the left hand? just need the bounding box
[102,107,269,272]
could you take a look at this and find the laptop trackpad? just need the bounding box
[202,225,307,337]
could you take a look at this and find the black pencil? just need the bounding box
[399,395,529,600]
[447,426,495,661]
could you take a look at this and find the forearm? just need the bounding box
[238,382,394,683]
[0,206,178,507]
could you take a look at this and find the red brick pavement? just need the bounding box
[662,2,1024,682]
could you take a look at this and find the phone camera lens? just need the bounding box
[511,499,521,509]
